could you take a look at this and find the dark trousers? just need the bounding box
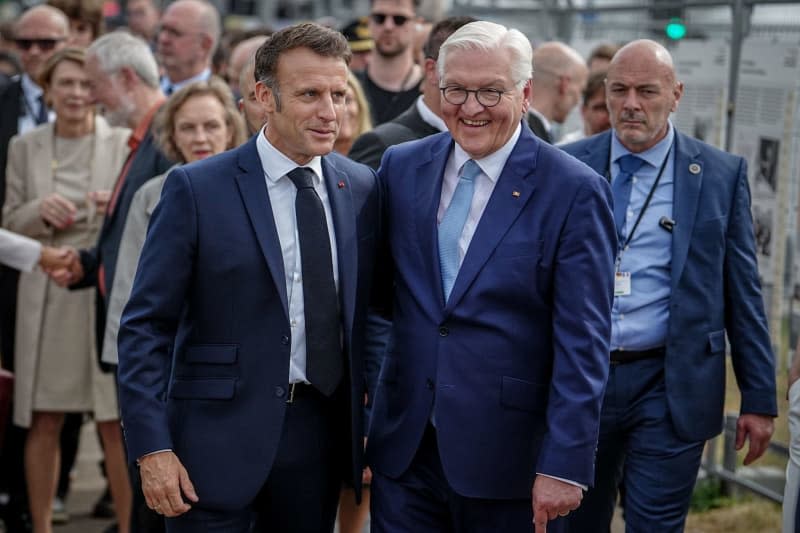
[371,424,566,533]
[567,358,704,533]
[165,384,344,533]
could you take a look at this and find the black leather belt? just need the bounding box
[610,347,665,365]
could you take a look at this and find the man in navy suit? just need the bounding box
[562,39,777,532]
[367,21,616,532]
[117,23,381,532]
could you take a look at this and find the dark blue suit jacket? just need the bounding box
[117,137,381,510]
[561,130,777,441]
[367,124,616,497]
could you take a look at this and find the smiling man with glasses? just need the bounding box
[356,0,423,125]
[367,20,615,533]
[155,0,219,95]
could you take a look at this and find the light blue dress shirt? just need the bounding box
[610,123,675,351]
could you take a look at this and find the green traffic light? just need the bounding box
[665,18,687,40]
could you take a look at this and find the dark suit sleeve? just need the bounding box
[117,167,198,461]
[536,176,617,486]
[73,247,99,288]
[349,131,387,171]
[723,158,777,417]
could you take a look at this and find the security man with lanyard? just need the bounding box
[562,39,776,533]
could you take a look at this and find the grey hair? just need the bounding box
[437,21,532,90]
[87,30,160,88]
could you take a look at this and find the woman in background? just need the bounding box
[334,71,372,157]
[2,47,130,533]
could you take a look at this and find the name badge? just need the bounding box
[615,272,631,296]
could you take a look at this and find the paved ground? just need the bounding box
[6,420,623,532]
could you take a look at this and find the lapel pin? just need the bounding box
[512,191,521,198]
[689,163,701,175]
[338,180,346,189]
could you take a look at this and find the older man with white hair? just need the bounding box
[367,20,615,533]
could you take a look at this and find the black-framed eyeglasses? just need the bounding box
[440,86,507,107]
[370,13,409,26]
[15,38,64,51]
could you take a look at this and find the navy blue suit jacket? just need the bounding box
[561,130,777,441]
[367,124,616,497]
[117,137,381,510]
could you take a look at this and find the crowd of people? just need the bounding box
[0,0,784,532]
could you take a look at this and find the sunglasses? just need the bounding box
[15,38,64,51]
[370,13,409,26]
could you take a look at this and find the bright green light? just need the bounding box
[665,18,687,40]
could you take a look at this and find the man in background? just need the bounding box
[558,70,610,144]
[527,41,587,143]
[156,0,218,95]
[562,39,776,533]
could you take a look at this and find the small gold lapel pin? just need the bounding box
[689,163,701,175]
[512,191,521,198]
[338,180,346,189]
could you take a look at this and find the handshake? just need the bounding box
[40,246,84,287]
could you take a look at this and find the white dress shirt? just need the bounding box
[416,96,447,133]
[256,129,340,384]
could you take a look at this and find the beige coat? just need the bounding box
[3,116,130,427]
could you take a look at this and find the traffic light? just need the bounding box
[665,18,687,40]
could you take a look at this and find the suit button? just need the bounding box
[426,379,434,390]
[439,327,449,337]
[281,335,290,345]
[275,386,286,398]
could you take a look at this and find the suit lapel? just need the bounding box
[581,131,613,180]
[321,155,356,345]
[670,133,703,289]
[445,128,540,310]
[234,138,289,319]
[414,136,451,305]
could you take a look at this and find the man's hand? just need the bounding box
[39,246,73,271]
[45,247,83,287]
[39,193,77,229]
[138,451,199,517]
[735,413,774,465]
[532,475,583,533]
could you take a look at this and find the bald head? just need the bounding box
[604,39,683,152]
[14,5,70,79]
[530,41,588,123]
[608,39,676,84]
[157,0,221,83]
[227,35,268,95]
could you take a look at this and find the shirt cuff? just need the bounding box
[137,449,172,465]
[537,473,588,491]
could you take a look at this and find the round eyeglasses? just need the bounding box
[440,86,507,107]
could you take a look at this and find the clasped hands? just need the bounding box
[40,245,83,287]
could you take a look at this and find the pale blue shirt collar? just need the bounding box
[256,127,324,185]
[610,121,675,171]
[416,96,447,132]
[161,68,212,95]
[20,74,43,108]
[452,122,521,183]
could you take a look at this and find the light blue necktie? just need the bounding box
[612,154,646,241]
[439,159,482,301]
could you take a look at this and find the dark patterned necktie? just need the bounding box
[287,167,342,396]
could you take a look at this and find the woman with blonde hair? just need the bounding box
[2,47,131,533]
[334,71,372,156]
[101,77,246,367]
